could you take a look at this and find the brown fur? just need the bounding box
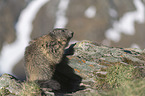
[24,29,73,85]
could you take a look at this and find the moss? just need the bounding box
[88,63,145,96]
[100,78,145,96]
[96,63,143,90]
[0,86,11,95]
[106,64,134,88]
[0,86,16,95]
[84,78,145,96]
[19,82,41,96]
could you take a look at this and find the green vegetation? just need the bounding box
[102,78,145,96]
[106,64,135,88]
[0,86,12,95]
[19,82,41,96]
[96,64,145,96]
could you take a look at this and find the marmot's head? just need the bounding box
[49,28,74,41]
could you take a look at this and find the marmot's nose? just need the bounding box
[70,31,74,37]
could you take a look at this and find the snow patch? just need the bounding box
[54,0,70,28]
[109,8,118,18]
[105,0,145,42]
[131,43,140,48]
[85,6,96,18]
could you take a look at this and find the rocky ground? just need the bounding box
[0,40,145,96]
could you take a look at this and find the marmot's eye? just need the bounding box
[62,30,66,33]
[46,44,48,48]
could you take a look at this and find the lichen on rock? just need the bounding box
[64,40,145,86]
[0,73,22,95]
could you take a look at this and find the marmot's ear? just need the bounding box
[29,40,36,44]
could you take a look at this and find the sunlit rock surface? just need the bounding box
[0,74,22,95]
[54,40,145,91]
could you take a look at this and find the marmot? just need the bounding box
[24,29,73,90]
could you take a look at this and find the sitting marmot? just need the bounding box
[24,29,73,90]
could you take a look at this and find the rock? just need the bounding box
[0,74,51,96]
[0,40,145,95]
[53,40,145,92]
[0,74,22,95]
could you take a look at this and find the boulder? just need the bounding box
[0,74,22,95]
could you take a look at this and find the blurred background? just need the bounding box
[0,0,145,80]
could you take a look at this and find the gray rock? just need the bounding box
[0,74,22,95]
[53,40,145,92]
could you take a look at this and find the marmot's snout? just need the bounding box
[68,30,74,39]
